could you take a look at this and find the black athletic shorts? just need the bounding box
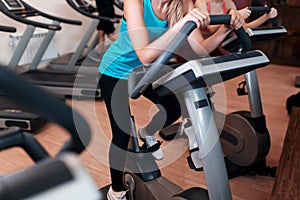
[95,0,116,34]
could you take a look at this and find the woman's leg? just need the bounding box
[95,0,117,55]
[139,87,181,160]
[99,74,131,191]
[143,87,181,135]
[95,0,116,35]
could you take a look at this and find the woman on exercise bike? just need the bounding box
[98,0,244,199]
[194,0,278,35]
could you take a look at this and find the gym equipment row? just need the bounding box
[0,14,272,199]
[0,0,120,132]
[0,0,115,99]
[0,2,291,200]
[0,23,45,132]
[0,15,269,199]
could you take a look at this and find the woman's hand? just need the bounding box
[238,7,251,20]
[228,9,244,30]
[181,8,210,29]
[267,7,278,19]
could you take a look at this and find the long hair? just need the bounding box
[166,0,184,27]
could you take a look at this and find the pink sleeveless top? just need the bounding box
[204,0,229,56]
[201,0,228,36]
[207,0,227,14]
[177,0,229,63]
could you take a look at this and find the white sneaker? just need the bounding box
[107,186,127,200]
[138,128,163,160]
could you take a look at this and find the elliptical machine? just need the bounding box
[122,15,270,200]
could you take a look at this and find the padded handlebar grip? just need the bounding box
[210,15,252,51]
[0,25,16,33]
[248,6,278,27]
[248,6,271,13]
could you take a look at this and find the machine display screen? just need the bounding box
[1,0,25,10]
[73,0,88,8]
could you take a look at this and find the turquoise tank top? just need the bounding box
[99,0,168,80]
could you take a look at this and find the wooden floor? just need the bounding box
[0,63,300,199]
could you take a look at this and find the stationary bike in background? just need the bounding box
[218,6,286,178]
[159,6,285,179]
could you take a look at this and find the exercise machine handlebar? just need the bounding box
[130,14,251,99]
[22,1,81,26]
[0,127,49,162]
[0,67,91,155]
[0,2,61,30]
[248,6,278,27]
[0,24,16,32]
[66,0,120,23]
[0,0,82,30]
[0,154,101,200]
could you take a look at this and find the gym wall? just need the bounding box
[0,0,96,66]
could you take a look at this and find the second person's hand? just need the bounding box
[228,9,245,30]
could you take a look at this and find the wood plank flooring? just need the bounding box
[0,63,299,199]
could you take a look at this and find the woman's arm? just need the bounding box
[124,0,210,65]
[187,26,228,56]
[187,9,244,55]
[238,7,252,19]
[243,7,278,29]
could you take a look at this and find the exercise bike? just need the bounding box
[122,15,270,200]
[159,6,285,178]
